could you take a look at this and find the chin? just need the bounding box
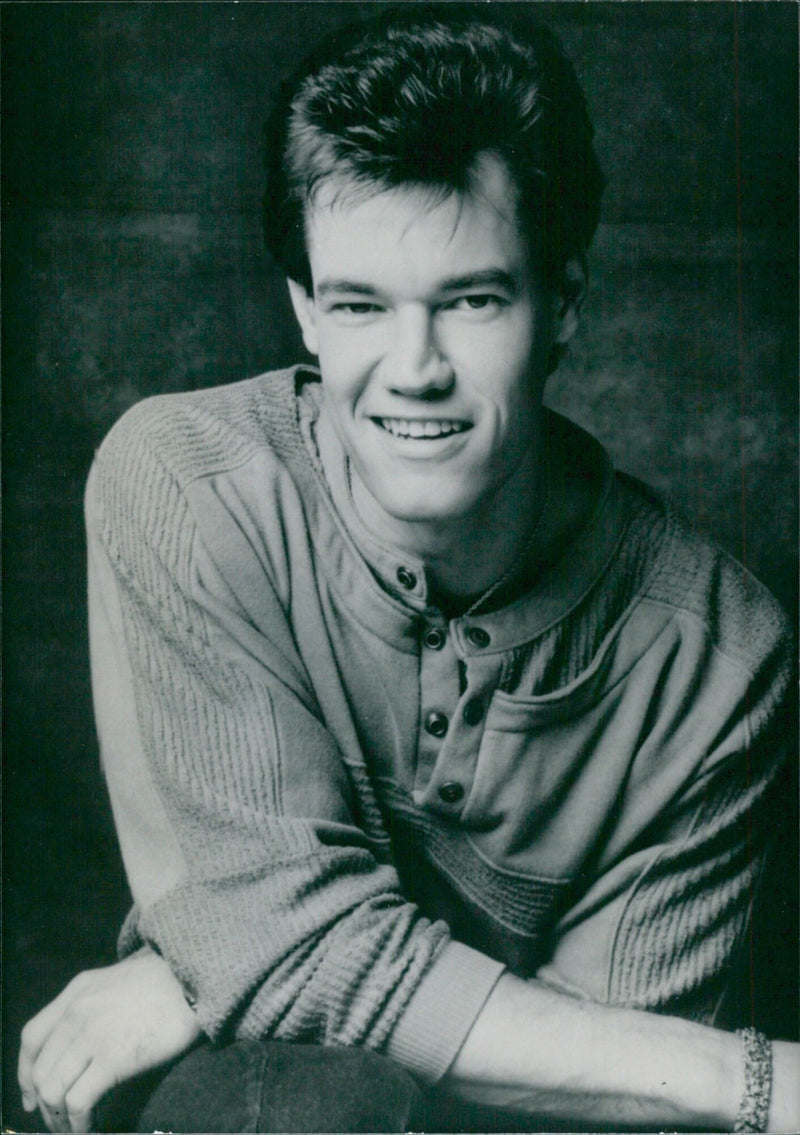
[378,486,480,526]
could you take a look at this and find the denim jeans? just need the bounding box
[95,1038,552,1133]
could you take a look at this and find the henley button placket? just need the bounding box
[424,711,449,739]
[438,781,464,804]
[396,566,417,590]
[423,627,446,650]
[465,626,491,649]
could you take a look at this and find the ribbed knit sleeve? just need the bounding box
[536,514,795,1025]
[603,537,795,1020]
[85,393,504,1078]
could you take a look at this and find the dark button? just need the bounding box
[465,626,491,648]
[463,698,484,726]
[424,711,449,738]
[438,781,464,804]
[423,627,446,650]
[397,566,418,590]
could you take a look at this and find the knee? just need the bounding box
[134,1039,424,1133]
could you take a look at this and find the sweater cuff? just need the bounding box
[385,940,505,1084]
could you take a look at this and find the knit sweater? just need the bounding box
[86,366,793,1084]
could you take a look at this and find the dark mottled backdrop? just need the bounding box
[3,3,797,1128]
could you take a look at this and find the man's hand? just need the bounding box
[18,949,202,1133]
[770,1041,800,1134]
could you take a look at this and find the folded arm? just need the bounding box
[19,404,798,1131]
[20,943,799,1133]
[81,417,501,1067]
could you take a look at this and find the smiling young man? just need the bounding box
[18,7,799,1133]
[287,154,576,608]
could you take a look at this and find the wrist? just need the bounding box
[686,1025,742,1132]
[768,1041,800,1134]
[596,1009,743,1131]
[570,1003,743,1130]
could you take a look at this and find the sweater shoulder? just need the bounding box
[617,474,792,676]
[86,367,317,579]
[93,367,310,489]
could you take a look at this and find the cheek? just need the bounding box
[318,333,375,403]
[471,354,540,420]
[317,360,358,413]
[461,313,540,385]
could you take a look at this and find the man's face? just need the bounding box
[288,156,571,536]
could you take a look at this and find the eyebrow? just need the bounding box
[437,269,520,294]
[315,269,520,300]
[315,280,379,299]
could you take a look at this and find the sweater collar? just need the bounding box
[297,371,628,649]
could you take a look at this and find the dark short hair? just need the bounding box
[263,4,604,292]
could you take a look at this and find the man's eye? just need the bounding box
[451,295,504,312]
[333,302,381,316]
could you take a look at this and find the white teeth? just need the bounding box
[378,418,468,439]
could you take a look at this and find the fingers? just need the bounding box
[19,981,82,1103]
[63,1059,121,1133]
[19,955,201,1132]
[31,1029,92,1130]
[28,1045,114,1132]
[19,972,97,1098]
[40,1101,72,1134]
[18,973,109,1133]
[37,1059,106,1134]
[39,1102,67,1133]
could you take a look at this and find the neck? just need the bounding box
[350,448,548,607]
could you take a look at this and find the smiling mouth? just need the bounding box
[374,417,471,440]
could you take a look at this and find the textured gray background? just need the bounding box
[3,4,797,1127]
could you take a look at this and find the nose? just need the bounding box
[387,307,454,399]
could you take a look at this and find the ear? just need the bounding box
[286,277,320,356]
[555,256,588,346]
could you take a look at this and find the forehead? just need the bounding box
[304,155,533,290]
